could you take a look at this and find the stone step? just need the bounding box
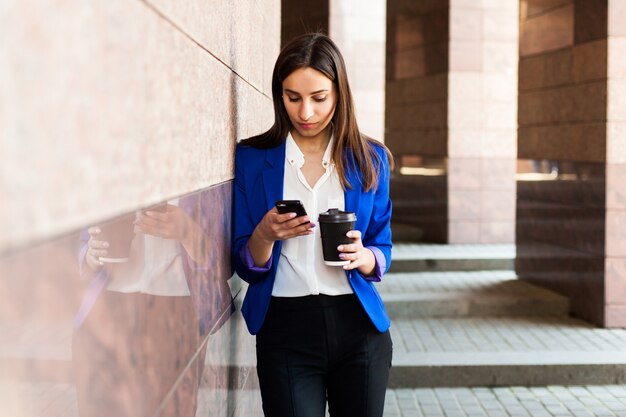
[388,316,626,387]
[390,243,515,272]
[389,352,626,388]
[379,271,569,318]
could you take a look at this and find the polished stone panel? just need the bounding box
[574,0,608,44]
[0,0,275,254]
[516,159,607,325]
[0,183,262,417]
[282,0,329,46]
[387,0,517,243]
[520,3,574,56]
[518,123,607,162]
[390,156,448,243]
[522,0,572,18]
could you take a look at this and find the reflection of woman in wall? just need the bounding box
[73,194,232,417]
[232,33,394,417]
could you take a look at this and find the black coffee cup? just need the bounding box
[97,213,136,263]
[318,208,357,266]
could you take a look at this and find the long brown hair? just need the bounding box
[242,32,394,192]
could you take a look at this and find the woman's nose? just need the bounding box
[299,101,313,121]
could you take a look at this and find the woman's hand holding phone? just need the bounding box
[254,206,315,244]
[247,206,315,268]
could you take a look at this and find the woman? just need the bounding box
[232,32,393,417]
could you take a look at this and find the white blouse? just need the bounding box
[272,133,354,297]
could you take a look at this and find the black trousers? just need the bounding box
[256,294,393,417]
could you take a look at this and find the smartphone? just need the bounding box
[275,200,308,219]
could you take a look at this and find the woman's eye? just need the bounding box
[314,97,327,102]
[287,97,300,102]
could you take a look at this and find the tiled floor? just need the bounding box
[384,386,626,417]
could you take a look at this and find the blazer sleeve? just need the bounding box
[361,146,392,275]
[231,145,272,285]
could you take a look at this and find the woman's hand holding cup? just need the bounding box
[337,230,376,276]
[86,226,108,270]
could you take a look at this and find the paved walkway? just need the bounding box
[384,386,626,417]
[382,243,626,416]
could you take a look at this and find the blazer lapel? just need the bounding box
[261,141,286,212]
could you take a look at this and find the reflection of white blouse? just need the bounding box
[272,133,353,297]
[106,199,191,296]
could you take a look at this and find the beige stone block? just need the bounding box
[482,0,518,10]
[480,129,517,158]
[484,101,516,129]
[609,0,626,37]
[448,158,482,189]
[448,99,484,129]
[520,4,574,56]
[607,123,626,163]
[479,221,515,243]
[449,7,482,41]
[481,189,516,220]
[449,220,480,243]
[483,9,519,41]
[448,129,483,158]
[482,74,517,102]
[449,0,481,8]
[606,210,626,257]
[482,41,518,73]
[449,72,483,101]
[609,37,626,79]
[449,190,482,220]
[482,157,517,188]
[607,163,626,209]
[573,39,608,83]
[449,40,483,72]
[608,78,626,122]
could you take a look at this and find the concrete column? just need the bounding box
[330,0,386,141]
[281,0,387,144]
[516,0,621,326]
[447,0,518,243]
[386,0,518,243]
[605,0,626,326]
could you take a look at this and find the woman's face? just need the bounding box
[282,67,337,141]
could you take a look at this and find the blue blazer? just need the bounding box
[232,140,392,335]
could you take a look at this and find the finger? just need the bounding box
[286,216,312,229]
[337,243,360,253]
[339,252,358,261]
[89,249,108,258]
[88,226,101,236]
[342,257,363,270]
[275,212,299,223]
[346,230,362,240]
[88,240,109,249]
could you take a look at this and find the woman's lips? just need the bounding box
[298,122,317,130]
